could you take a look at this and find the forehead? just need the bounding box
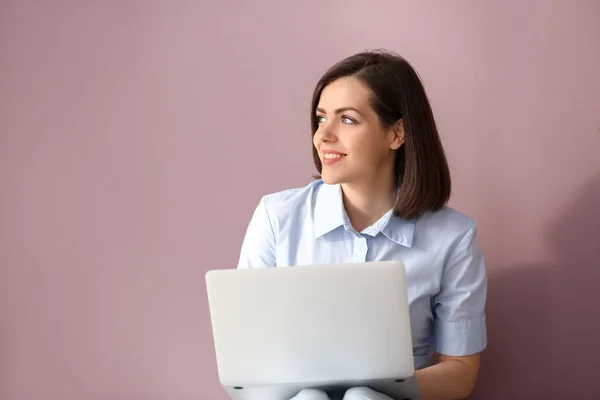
[317,77,372,110]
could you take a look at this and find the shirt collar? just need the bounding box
[380,211,415,247]
[313,181,415,247]
[314,183,348,238]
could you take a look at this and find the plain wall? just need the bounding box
[1,1,599,399]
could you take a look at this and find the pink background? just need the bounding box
[1,1,599,399]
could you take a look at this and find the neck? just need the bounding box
[341,174,397,233]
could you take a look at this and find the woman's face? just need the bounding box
[313,76,404,187]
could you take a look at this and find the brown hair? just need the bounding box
[310,49,451,219]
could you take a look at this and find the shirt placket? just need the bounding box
[354,234,369,263]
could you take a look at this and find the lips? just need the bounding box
[321,150,346,166]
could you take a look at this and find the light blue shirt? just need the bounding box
[237,179,487,370]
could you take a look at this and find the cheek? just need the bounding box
[350,132,388,160]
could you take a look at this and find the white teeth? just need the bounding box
[324,154,343,159]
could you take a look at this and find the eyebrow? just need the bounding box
[315,107,364,117]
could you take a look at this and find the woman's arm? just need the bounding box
[237,196,277,269]
[415,353,480,400]
[418,221,487,399]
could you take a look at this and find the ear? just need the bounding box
[389,119,405,150]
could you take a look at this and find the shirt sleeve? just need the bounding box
[236,196,277,269]
[433,222,488,356]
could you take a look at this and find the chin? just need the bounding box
[320,172,345,185]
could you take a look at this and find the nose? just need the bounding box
[314,121,337,145]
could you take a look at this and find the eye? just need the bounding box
[316,115,326,124]
[341,116,356,124]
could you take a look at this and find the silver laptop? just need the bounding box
[205,261,421,400]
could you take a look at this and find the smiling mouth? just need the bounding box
[321,153,346,166]
[323,153,346,160]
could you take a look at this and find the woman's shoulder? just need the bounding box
[416,205,478,238]
[412,206,483,263]
[260,179,323,217]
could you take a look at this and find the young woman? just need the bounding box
[237,50,487,400]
